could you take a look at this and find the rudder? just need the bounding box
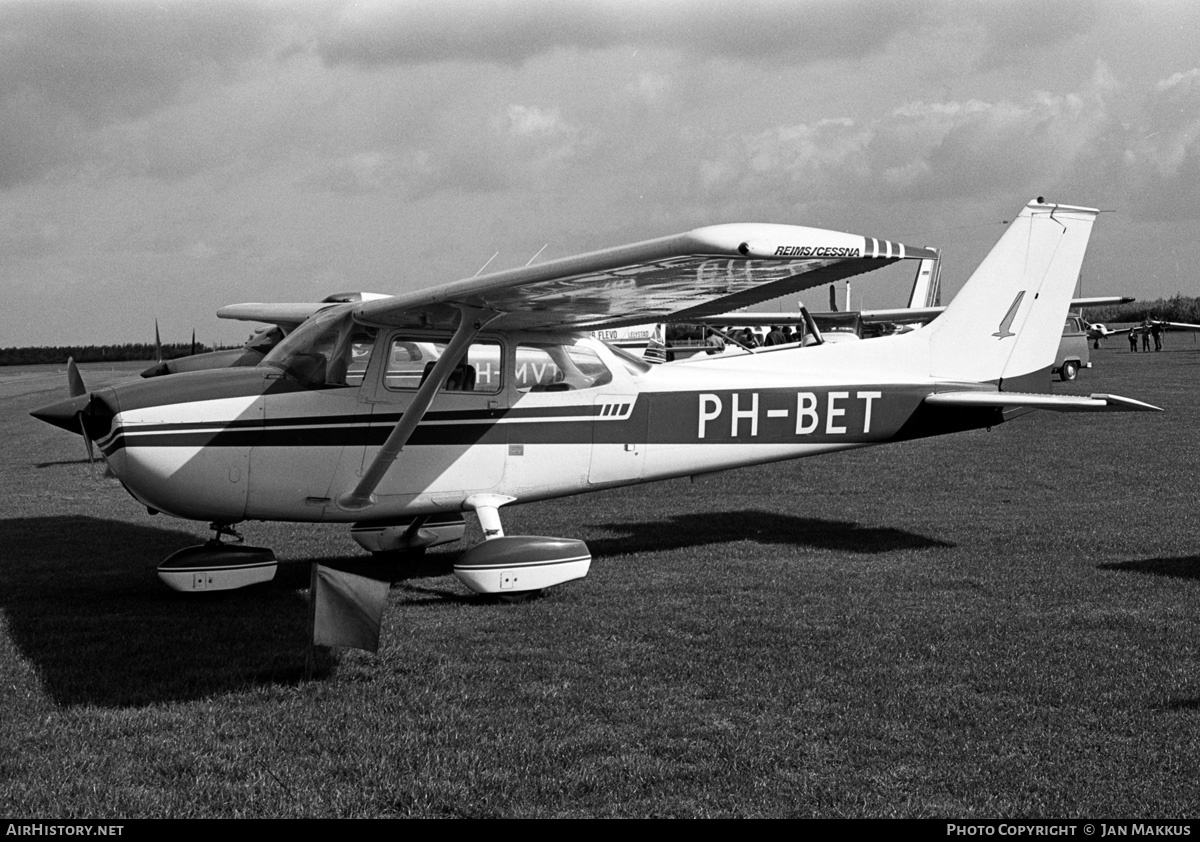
[925,199,1098,391]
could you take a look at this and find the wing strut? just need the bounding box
[336,306,502,512]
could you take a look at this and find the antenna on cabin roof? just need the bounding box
[473,251,499,277]
[525,243,549,267]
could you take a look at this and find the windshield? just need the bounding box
[260,305,376,387]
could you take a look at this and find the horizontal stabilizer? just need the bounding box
[925,391,1161,412]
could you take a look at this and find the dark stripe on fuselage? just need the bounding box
[99,385,998,457]
[104,401,598,438]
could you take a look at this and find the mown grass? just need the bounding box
[1,350,1198,817]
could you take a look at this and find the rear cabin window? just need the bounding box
[515,343,613,392]
[383,338,503,393]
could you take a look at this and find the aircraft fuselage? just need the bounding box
[78,330,995,525]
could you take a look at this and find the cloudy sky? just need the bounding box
[3,0,1199,347]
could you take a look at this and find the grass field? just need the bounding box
[1,347,1198,818]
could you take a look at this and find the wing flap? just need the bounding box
[925,391,1161,412]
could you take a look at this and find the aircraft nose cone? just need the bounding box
[30,394,94,434]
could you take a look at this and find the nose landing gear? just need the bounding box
[157,522,278,592]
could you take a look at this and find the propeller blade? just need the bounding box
[66,357,87,398]
[190,329,196,357]
[828,284,838,312]
[77,413,96,468]
[154,320,163,363]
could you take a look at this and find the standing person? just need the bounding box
[1151,321,1162,351]
[1129,328,1138,352]
[765,325,786,346]
[1142,320,1152,351]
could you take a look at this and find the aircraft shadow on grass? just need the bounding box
[0,511,949,707]
[1098,556,1200,711]
[1097,556,1200,582]
[584,510,954,557]
[0,515,453,708]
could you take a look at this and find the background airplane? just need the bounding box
[141,292,392,377]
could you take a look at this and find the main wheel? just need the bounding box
[1060,360,1079,381]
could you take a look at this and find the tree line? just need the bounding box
[1085,294,1200,325]
[0,343,223,367]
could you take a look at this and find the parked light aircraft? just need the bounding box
[141,292,392,378]
[1083,315,1200,346]
[33,199,1158,606]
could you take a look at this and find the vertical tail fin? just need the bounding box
[926,199,1098,391]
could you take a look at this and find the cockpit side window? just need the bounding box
[259,307,377,388]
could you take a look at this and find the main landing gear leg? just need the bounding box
[453,495,591,602]
[156,522,278,592]
[469,495,513,540]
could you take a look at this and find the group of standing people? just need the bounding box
[724,326,799,348]
[1128,319,1164,352]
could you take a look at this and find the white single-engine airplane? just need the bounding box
[33,199,1158,603]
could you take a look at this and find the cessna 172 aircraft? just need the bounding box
[33,199,1157,602]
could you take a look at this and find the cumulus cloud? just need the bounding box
[318,0,913,68]
[0,1,284,187]
[1121,66,1200,217]
[672,72,1130,224]
[952,0,1098,69]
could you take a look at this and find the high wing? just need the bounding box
[352,224,936,331]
